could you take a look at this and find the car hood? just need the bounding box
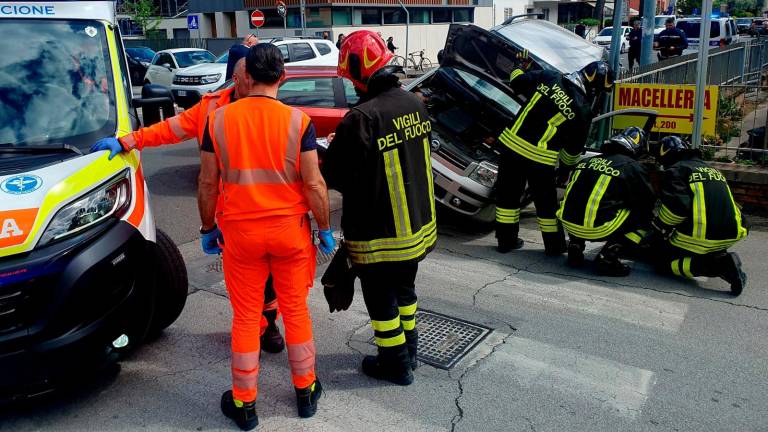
[176,62,226,76]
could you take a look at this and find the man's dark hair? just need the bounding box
[246,43,284,85]
[665,17,675,25]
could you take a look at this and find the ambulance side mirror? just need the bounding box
[133,84,175,127]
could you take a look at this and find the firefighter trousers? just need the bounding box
[655,243,731,279]
[220,214,317,402]
[496,150,565,253]
[357,261,419,374]
[567,216,650,259]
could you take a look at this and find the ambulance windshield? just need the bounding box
[0,19,116,149]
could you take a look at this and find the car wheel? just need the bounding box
[146,229,189,337]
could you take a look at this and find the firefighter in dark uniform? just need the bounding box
[557,127,656,276]
[649,136,748,295]
[495,60,614,255]
[323,31,436,385]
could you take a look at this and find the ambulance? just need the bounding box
[0,1,188,401]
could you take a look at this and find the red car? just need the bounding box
[216,66,357,138]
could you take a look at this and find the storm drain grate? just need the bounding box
[369,310,491,370]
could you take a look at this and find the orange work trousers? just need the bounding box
[220,214,317,403]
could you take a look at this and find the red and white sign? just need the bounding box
[250,10,265,28]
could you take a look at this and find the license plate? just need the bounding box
[177,90,187,96]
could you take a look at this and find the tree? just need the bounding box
[124,0,161,36]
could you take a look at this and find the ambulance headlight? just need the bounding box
[200,73,222,84]
[468,161,498,188]
[39,170,132,245]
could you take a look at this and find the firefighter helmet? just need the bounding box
[601,127,646,158]
[579,61,614,95]
[657,135,690,167]
[338,30,394,92]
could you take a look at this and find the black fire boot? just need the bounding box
[221,390,258,431]
[543,231,567,256]
[497,238,525,253]
[362,346,413,385]
[567,239,586,268]
[260,310,285,354]
[496,223,524,253]
[594,243,631,277]
[295,379,323,418]
[717,252,748,296]
[405,329,418,371]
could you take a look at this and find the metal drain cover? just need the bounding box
[416,310,491,369]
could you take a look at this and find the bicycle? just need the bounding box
[407,50,433,71]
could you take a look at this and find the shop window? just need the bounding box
[432,9,452,23]
[307,7,332,27]
[354,8,381,25]
[453,9,472,23]
[411,9,430,23]
[383,9,407,24]
[333,7,352,25]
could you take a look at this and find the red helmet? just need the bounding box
[338,30,393,92]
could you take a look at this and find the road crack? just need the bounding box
[472,272,517,307]
[345,320,370,356]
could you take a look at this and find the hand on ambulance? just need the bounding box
[90,137,125,160]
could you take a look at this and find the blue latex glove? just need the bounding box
[318,229,336,254]
[90,137,123,160]
[201,226,224,255]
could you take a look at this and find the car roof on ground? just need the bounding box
[284,66,338,78]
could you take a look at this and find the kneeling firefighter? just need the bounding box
[557,127,656,275]
[323,31,436,385]
[495,60,614,255]
[648,136,748,295]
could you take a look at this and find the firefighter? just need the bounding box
[199,44,332,429]
[495,60,614,255]
[322,31,436,385]
[90,60,285,354]
[557,127,656,276]
[648,136,748,295]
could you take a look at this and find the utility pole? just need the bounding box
[300,0,306,37]
[609,0,624,78]
[692,0,713,148]
[397,0,409,73]
[640,0,655,65]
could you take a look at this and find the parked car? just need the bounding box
[125,46,155,85]
[144,48,216,88]
[736,17,753,34]
[272,39,339,67]
[404,20,607,219]
[677,17,737,54]
[654,14,677,38]
[593,26,631,52]
[216,66,359,138]
[171,52,228,108]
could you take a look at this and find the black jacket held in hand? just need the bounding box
[499,69,593,167]
[557,153,656,240]
[322,81,436,265]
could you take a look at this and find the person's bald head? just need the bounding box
[232,58,249,98]
[243,34,258,47]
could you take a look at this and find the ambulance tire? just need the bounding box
[147,229,189,337]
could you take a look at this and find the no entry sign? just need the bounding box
[250,10,265,28]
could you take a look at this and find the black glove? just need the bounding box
[321,243,356,313]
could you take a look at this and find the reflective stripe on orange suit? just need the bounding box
[208,96,316,402]
[119,87,234,151]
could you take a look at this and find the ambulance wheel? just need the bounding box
[147,229,189,336]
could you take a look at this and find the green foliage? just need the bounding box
[579,18,600,27]
[123,0,161,34]
[716,95,743,143]
[702,146,717,161]
[677,0,761,16]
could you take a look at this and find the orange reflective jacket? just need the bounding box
[208,96,311,221]
[120,87,234,150]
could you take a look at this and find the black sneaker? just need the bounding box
[719,252,747,296]
[361,355,414,386]
[594,253,631,277]
[497,238,524,253]
[221,390,258,431]
[260,323,285,354]
[567,243,585,268]
[296,379,323,418]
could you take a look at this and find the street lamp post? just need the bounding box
[692,0,714,148]
[397,0,409,73]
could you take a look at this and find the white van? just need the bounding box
[676,17,737,54]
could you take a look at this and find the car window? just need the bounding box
[278,77,335,107]
[342,78,360,106]
[278,44,290,62]
[216,52,229,63]
[291,43,316,62]
[677,21,721,39]
[453,69,520,116]
[151,54,163,65]
[174,50,215,68]
[598,27,613,36]
[315,42,332,56]
[157,53,174,68]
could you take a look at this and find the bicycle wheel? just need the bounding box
[391,55,407,67]
[419,58,433,70]
[406,58,418,71]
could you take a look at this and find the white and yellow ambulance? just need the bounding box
[0,1,187,401]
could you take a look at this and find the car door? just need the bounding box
[287,42,318,66]
[156,53,177,87]
[277,76,344,137]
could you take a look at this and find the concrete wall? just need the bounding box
[492,0,530,26]
[525,1,559,23]
[214,12,232,38]
[157,17,188,39]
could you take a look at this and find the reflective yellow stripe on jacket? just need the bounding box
[498,93,560,166]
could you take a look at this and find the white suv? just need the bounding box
[270,38,339,67]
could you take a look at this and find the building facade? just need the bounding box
[181,0,493,61]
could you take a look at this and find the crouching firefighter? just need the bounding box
[323,30,436,385]
[648,136,748,295]
[495,60,614,255]
[557,127,656,276]
[90,59,284,354]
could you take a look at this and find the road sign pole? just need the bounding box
[608,0,624,79]
[300,0,306,37]
[397,0,409,73]
[692,0,713,148]
[640,0,655,66]
[284,16,287,37]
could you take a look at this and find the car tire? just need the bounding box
[146,229,189,337]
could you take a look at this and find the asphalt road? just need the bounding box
[2,142,768,431]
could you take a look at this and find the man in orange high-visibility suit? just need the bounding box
[198,43,335,431]
[90,59,285,354]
